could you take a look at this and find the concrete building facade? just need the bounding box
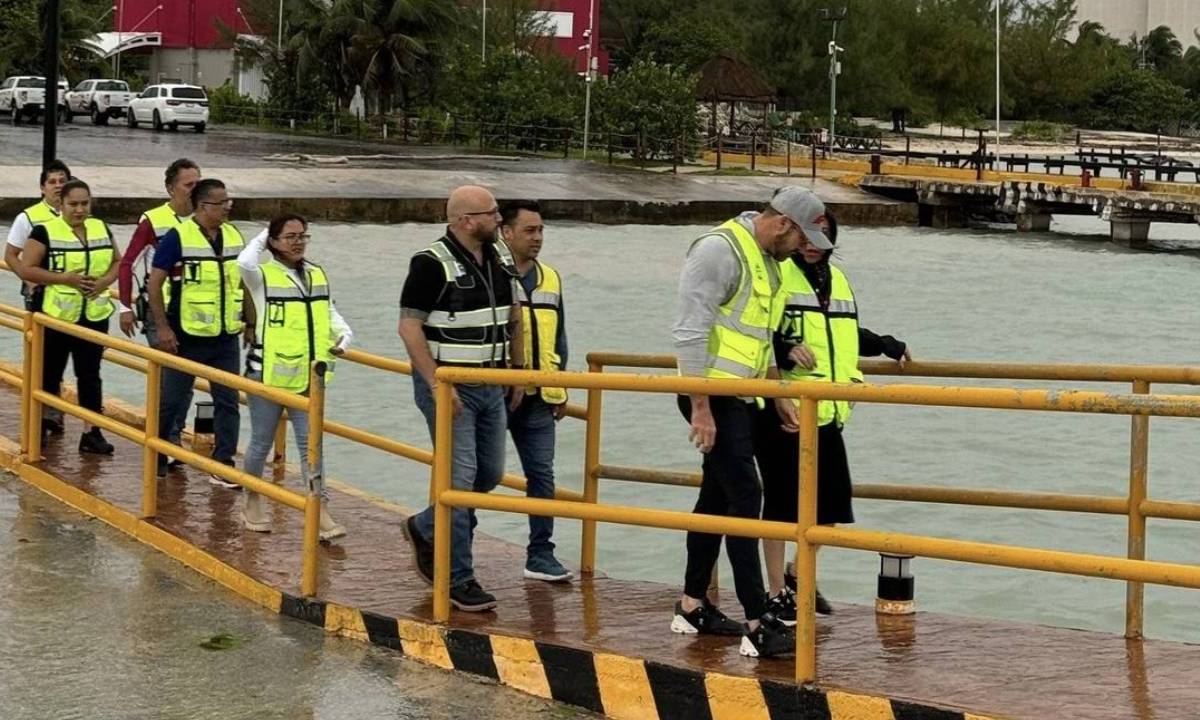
[1075,0,1200,44]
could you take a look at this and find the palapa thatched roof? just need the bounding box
[695,52,776,103]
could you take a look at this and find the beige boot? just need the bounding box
[242,491,271,532]
[319,507,347,541]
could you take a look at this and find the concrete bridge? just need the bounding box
[861,175,1200,247]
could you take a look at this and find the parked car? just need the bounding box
[0,76,68,125]
[127,84,208,133]
[64,79,132,125]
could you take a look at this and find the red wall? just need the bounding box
[115,0,251,50]
[545,0,609,75]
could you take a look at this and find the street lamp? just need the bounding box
[580,0,596,158]
[820,7,847,151]
[994,0,1001,163]
[481,0,487,62]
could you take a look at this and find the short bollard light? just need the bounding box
[876,553,915,615]
[193,401,215,435]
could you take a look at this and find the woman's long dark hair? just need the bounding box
[267,213,308,259]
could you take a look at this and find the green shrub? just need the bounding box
[207,84,261,124]
[1009,120,1070,142]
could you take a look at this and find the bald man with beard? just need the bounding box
[399,185,525,613]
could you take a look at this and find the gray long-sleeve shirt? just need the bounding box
[672,212,779,377]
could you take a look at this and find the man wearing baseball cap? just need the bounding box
[668,185,823,658]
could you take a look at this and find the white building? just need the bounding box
[1075,0,1200,44]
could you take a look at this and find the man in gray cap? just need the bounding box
[668,186,828,659]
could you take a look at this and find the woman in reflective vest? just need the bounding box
[236,214,353,541]
[756,211,910,620]
[19,179,122,454]
[6,159,70,309]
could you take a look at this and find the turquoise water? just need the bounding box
[2,217,1198,643]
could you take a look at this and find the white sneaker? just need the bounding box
[319,507,347,541]
[242,492,271,532]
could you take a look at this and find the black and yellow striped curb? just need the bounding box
[1,440,997,720]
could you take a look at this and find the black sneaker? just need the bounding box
[41,417,64,436]
[208,461,241,490]
[450,579,497,612]
[670,600,744,636]
[402,515,434,585]
[167,458,185,470]
[765,591,797,627]
[815,589,833,616]
[78,428,114,455]
[739,614,796,658]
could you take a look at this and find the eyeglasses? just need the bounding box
[278,233,311,244]
[201,199,234,209]
[462,207,501,219]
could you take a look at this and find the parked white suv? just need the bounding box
[0,76,68,125]
[65,79,132,125]
[127,83,209,133]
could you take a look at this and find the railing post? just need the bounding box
[795,396,819,684]
[300,362,327,597]
[580,360,604,576]
[272,410,288,481]
[432,376,454,622]
[26,316,45,463]
[141,361,162,518]
[1125,379,1150,638]
[19,312,33,459]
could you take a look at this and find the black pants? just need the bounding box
[678,395,767,620]
[43,317,110,416]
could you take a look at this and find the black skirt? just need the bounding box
[753,403,854,525]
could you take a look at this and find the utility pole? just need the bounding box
[995,0,1001,164]
[43,0,61,168]
[481,0,487,62]
[820,7,847,151]
[580,0,596,158]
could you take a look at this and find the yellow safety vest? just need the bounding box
[24,199,59,226]
[139,203,188,304]
[518,261,567,404]
[175,220,244,337]
[779,261,863,426]
[701,219,785,382]
[40,216,115,323]
[259,259,334,393]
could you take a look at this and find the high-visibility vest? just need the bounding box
[40,216,115,323]
[23,199,59,226]
[778,261,863,427]
[419,237,516,366]
[174,220,245,337]
[138,202,188,303]
[518,260,567,404]
[257,259,334,393]
[701,219,785,382]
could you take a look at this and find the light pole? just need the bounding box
[995,0,1001,162]
[278,0,284,52]
[580,0,596,158]
[43,0,61,167]
[481,0,487,62]
[820,7,847,151]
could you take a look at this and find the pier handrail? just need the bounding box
[10,307,325,597]
[429,365,1200,684]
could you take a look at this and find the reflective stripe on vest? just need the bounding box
[419,237,511,366]
[139,203,188,299]
[259,260,334,393]
[779,262,863,426]
[701,220,785,384]
[175,221,245,337]
[40,216,115,323]
[519,261,567,404]
[24,200,59,226]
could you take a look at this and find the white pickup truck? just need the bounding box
[64,79,133,125]
[0,76,68,125]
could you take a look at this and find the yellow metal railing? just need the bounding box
[12,307,326,596]
[582,351,1200,640]
[429,365,1200,683]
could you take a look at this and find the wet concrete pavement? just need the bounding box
[1,382,1197,720]
[0,123,914,225]
[0,475,592,720]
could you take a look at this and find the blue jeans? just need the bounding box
[242,371,326,500]
[159,333,240,465]
[411,374,506,587]
[144,313,191,442]
[507,395,557,558]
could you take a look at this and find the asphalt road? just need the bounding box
[0,119,601,173]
